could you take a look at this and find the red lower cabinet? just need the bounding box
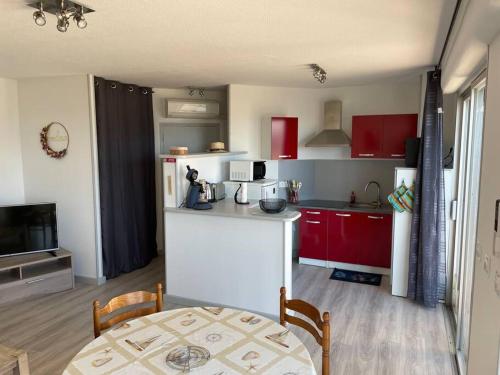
[298,209,328,260]
[299,208,393,269]
[327,211,361,264]
[358,213,392,268]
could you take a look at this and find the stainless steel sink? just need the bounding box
[348,202,381,209]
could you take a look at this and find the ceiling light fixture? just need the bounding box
[310,64,327,84]
[188,87,205,97]
[33,2,46,26]
[28,1,94,32]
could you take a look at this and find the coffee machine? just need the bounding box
[185,166,212,210]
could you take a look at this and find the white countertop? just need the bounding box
[164,199,301,222]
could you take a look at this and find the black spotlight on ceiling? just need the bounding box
[28,1,94,32]
[73,6,87,29]
[32,2,46,26]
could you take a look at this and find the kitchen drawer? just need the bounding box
[299,208,329,220]
[0,268,73,305]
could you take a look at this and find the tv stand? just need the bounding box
[0,249,74,305]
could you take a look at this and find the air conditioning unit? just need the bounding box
[166,99,220,118]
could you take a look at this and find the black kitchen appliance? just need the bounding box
[185,166,212,210]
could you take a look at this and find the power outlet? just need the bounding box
[484,254,491,275]
[278,181,288,189]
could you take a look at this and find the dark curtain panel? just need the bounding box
[408,70,447,307]
[94,77,157,279]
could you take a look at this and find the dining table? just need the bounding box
[63,306,316,374]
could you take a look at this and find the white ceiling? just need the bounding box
[0,0,455,88]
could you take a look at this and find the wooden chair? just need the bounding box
[93,283,163,338]
[280,287,330,375]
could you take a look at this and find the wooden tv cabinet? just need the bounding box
[0,249,74,305]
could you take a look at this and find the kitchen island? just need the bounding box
[164,199,301,318]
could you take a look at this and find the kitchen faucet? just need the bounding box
[365,181,382,207]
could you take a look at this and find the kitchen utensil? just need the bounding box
[234,183,249,205]
[286,180,302,203]
[259,198,287,214]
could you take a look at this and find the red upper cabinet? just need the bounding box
[351,115,385,158]
[351,114,417,159]
[298,209,328,261]
[262,117,298,160]
[382,114,418,158]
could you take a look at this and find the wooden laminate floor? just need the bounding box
[0,256,457,375]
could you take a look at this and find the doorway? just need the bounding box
[451,74,486,374]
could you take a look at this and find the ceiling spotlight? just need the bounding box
[73,6,86,29]
[28,0,94,32]
[33,2,46,26]
[310,64,327,84]
[56,10,69,32]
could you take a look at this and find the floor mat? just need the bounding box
[330,268,382,286]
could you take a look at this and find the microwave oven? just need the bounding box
[229,160,266,182]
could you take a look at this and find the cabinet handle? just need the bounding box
[306,220,321,224]
[391,154,405,157]
[167,176,173,195]
[306,211,321,215]
[358,153,374,157]
[335,213,351,217]
[368,216,384,219]
[25,278,45,284]
[278,155,292,159]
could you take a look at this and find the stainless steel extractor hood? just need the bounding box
[305,100,351,147]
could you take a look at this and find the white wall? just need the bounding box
[228,79,422,160]
[467,34,500,375]
[0,78,24,204]
[17,75,98,279]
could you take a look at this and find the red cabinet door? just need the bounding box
[358,213,392,268]
[327,211,361,264]
[299,209,327,260]
[271,117,298,160]
[382,114,418,158]
[351,115,384,158]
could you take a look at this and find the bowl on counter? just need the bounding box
[259,198,287,214]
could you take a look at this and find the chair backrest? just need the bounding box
[93,283,163,338]
[280,287,330,375]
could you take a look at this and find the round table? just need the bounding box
[63,307,316,374]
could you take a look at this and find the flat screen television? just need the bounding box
[0,203,59,258]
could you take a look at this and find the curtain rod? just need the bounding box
[437,0,463,70]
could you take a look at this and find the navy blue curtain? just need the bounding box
[94,77,157,279]
[408,70,447,307]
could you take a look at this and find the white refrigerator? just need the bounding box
[391,167,456,297]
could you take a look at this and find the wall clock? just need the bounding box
[40,122,69,159]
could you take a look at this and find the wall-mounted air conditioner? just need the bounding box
[166,99,220,118]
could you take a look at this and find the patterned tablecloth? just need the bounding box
[63,307,316,374]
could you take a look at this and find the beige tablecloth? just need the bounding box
[63,307,316,374]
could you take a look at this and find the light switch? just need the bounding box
[483,254,491,275]
[476,243,483,259]
[278,181,288,188]
[495,271,500,297]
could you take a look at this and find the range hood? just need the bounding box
[305,100,351,147]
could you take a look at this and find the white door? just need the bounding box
[452,77,486,374]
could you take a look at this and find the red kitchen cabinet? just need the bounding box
[262,117,298,160]
[382,114,418,158]
[351,115,384,158]
[327,211,362,264]
[358,213,392,268]
[298,209,328,261]
[351,114,417,159]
